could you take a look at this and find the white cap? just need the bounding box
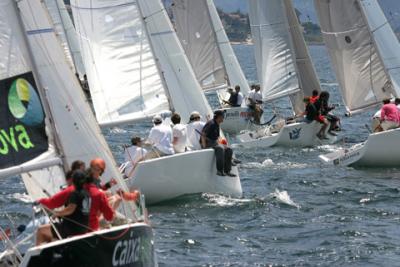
[152,114,163,124]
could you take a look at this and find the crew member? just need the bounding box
[171,113,187,153]
[201,110,236,177]
[247,85,263,124]
[186,111,205,150]
[145,115,174,159]
[123,136,147,178]
[376,98,400,132]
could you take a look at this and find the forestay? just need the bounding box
[71,0,170,127]
[249,0,300,102]
[44,0,86,78]
[0,0,130,202]
[284,0,321,115]
[315,0,395,114]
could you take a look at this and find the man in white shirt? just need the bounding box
[247,84,263,124]
[186,111,205,150]
[171,113,187,153]
[145,115,174,159]
[235,85,244,107]
[123,136,147,177]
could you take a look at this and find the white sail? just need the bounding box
[249,0,300,102]
[359,0,400,97]
[206,0,250,95]
[43,0,86,78]
[172,0,250,96]
[0,0,130,201]
[137,0,213,120]
[71,0,170,127]
[0,0,65,199]
[172,0,227,90]
[284,0,321,114]
[314,0,394,114]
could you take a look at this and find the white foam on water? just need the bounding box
[202,193,254,207]
[241,158,274,169]
[109,127,127,134]
[269,189,301,209]
[9,193,33,203]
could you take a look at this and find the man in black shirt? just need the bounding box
[222,88,238,107]
[201,110,235,177]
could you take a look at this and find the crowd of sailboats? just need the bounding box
[1,0,400,265]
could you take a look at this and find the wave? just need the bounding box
[269,189,301,209]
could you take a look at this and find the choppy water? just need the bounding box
[2,45,400,266]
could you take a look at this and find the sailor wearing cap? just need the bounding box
[145,115,174,159]
[186,111,205,151]
[201,110,236,177]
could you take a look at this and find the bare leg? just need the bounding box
[36,224,53,246]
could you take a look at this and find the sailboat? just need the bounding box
[71,0,242,204]
[235,0,336,148]
[315,0,400,167]
[0,0,156,266]
[171,0,254,134]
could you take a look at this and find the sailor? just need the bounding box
[84,169,115,231]
[123,136,147,178]
[235,85,244,106]
[316,91,340,134]
[247,84,263,124]
[38,160,86,209]
[36,171,90,245]
[171,113,187,153]
[201,110,236,177]
[375,98,400,132]
[297,97,329,139]
[145,115,175,159]
[186,111,205,150]
[222,88,238,107]
[310,90,319,104]
[90,158,117,191]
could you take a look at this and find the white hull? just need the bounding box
[220,106,257,134]
[319,128,400,167]
[125,149,242,204]
[236,121,337,148]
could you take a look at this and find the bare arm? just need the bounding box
[54,203,77,217]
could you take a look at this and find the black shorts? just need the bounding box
[51,221,87,239]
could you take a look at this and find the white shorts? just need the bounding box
[381,120,399,131]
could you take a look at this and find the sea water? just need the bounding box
[2,45,400,266]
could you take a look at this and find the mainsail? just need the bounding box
[71,0,212,127]
[249,0,301,102]
[284,0,321,115]
[172,0,250,95]
[43,0,86,78]
[314,0,398,114]
[0,0,129,202]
